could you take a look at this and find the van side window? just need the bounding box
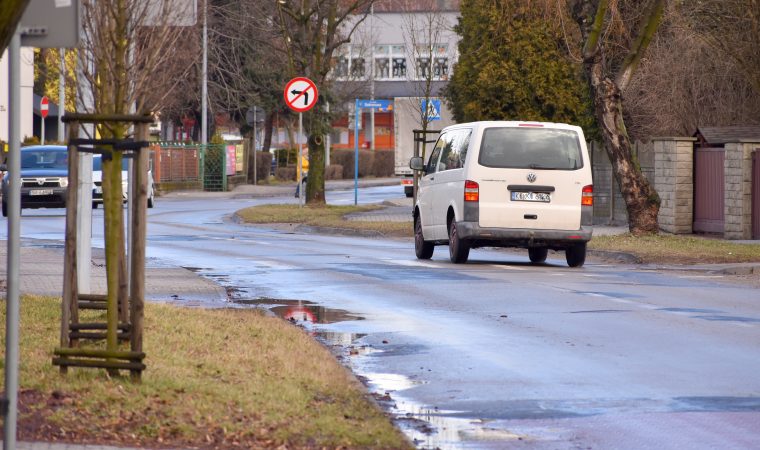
[426,132,449,174]
[426,147,442,174]
[437,129,471,171]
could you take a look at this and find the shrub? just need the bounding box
[326,164,343,180]
[331,149,374,179]
[372,149,394,177]
[255,151,273,182]
[276,167,296,181]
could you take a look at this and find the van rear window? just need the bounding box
[478,128,583,170]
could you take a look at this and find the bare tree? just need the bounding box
[569,0,664,235]
[275,0,375,204]
[77,0,192,350]
[682,0,760,96]
[207,0,291,181]
[401,0,453,163]
[623,6,760,140]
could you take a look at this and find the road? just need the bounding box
[6,186,760,449]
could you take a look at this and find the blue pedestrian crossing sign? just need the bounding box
[421,99,441,121]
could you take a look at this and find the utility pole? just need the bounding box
[58,49,65,142]
[201,0,208,145]
[369,4,375,151]
[4,30,22,450]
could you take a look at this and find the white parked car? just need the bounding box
[92,155,155,209]
[410,121,593,267]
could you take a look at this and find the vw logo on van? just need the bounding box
[527,172,537,183]
[37,178,46,186]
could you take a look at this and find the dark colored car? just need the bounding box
[1,145,69,217]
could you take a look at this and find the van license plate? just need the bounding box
[511,191,550,202]
[30,189,54,196]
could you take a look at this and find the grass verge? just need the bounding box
[589,233,760,264]
[236,204,412,237]
[236,204,760,265]
[1,296,412,449]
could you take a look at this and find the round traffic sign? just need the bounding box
[40,96,49,119]
[284,77,319,113]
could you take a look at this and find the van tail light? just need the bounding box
[464,180,479,202]
[581,185,593,206]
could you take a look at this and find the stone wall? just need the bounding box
[591,141,654,225]
[723,141,759,239]
[653,138,696,234]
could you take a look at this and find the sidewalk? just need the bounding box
[0,243,226,303]
[161,177,401,200]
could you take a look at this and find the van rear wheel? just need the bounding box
[448,221,470,264]
[528,247,548,264]
[415,216,434,259]
[565,243,587,268]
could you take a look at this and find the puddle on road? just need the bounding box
[358,371,535,449]
[178,269,529,449]
[232,297,365,325]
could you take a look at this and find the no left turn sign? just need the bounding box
[284,77,319,113]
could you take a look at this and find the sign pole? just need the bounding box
[40,96,49,145]
[4,30,22,450]
[283,77,318,207]
[58,49,65,142]
[354,99,359,205]
[298,112,303,207]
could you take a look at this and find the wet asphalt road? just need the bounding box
[7,186,760,449]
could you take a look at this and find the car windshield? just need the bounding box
[21,149,68,170]
[478,127,583,170]
[93,156,130,171]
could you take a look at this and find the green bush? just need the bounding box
[276,166,296,181]
[326,164,343,180]
[331,149,374,179]
[372,149,394,177]
[255,151,273,182]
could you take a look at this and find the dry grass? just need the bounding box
[238,205,760,265]
[236,204,412,237]
[589,233,760,264]
[3,296,411,449]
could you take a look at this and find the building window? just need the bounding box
[433,57,449,79]
[351,58,366,78]
[375,58,390,79]
[334,56,349,78]
[416,57,431,79]
[392,57,407,78]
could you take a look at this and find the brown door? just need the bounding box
[753,150,760,239]
[693,147,725,233]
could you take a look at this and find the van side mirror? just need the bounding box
[409,156,425,171]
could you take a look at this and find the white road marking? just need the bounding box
[386,259,441,268]
[490,264,527,271]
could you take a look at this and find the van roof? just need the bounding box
[441,121,581,133]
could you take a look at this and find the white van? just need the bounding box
[410,121,593,267]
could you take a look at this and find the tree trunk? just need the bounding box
[589,62,659,234]
[262,111,274,153]
[246,132,255,184]
[305,133,325,204]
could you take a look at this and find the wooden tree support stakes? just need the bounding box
[54,114,152,380]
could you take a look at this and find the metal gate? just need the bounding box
[693,147,725,233]
[753,149,760,239]
[201,144,227,192]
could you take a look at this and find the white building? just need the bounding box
[0,47,35,149]
[328,2,460,152]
